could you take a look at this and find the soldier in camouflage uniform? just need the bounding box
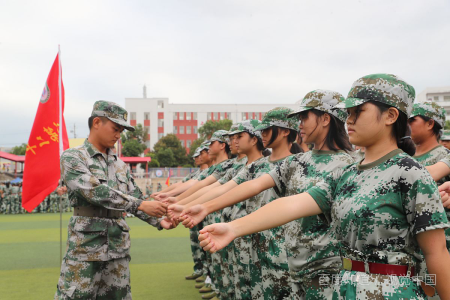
[199,74,450,299]
[55,100,171,300]
[440,130,450,150]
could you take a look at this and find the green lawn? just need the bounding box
[0,213,202,299]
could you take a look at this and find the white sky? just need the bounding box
[1,0,449,147]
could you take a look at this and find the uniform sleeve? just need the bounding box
[268,156,293,196]
[306,171,340,217]
[61,150,143,215]
[404,166,450,236]
[439,154,450,168]
[232,165,251,185]
[218,167,235,184]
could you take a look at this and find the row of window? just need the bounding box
[242,112,265,121]
[431,95,450,102]
[173,112,198,120]
[206,112,232,121]
[180,140,192,148]
[174,125,198,134]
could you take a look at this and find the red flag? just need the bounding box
[22,50,69,212]
[165,172,171,186]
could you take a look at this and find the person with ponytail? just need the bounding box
[199,74,450,299]
[182,91,354,299]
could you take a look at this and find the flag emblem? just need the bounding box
[40,83,50,103]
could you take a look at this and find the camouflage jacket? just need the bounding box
[197,165,217,181]
[61,139,161,261]
[269,150,354,281]
[308,149,449,267]
[414,145,450,185]
[211,158,235,180]
[218,156,248,185]
[182,168,201,183]
[231,155,291,264]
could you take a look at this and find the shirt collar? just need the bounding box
[84,139,117,160]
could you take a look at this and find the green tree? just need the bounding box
[198,120,232,139]
[189,138,205,158]
[153,134,190,166]
[11,143,27,155]
[121,139,146,157]
[156,148,176,167]
[145,152,160,168]
[121,123,148,144]
[445,120,450,130]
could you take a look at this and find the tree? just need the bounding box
[153,134,190,166]
[121,139,146,157]
[145,152,160,168]
[156,148,176,167]
[445,120,450,130]
[121,123,148,144]
[189,138,205,158]
[198,120,232,139]
[11,143,27,155]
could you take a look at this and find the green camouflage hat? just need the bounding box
[231,119,262,139]
[409,101,445,128]
[224,123,240,136]
[288,90,348,122]
[335,74,415,116]
[192,147,201,158]
[198,140,211,152]
[441,130,450,141]
[255,107,300,132]
[209,130,229,143]
[91,100,135,131]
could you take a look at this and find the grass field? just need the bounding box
[0,213,203,299]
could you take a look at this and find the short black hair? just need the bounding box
[416,115,442,141]
[88,116,108,130]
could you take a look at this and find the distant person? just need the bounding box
[440,130,450,150]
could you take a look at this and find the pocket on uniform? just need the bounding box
[68,217,108,260]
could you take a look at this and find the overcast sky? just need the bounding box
[1,0,449,147]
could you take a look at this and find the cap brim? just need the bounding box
[254,123,272,132]
[287,106,313,118]
[334,98,369,110]
[108,117,135,131]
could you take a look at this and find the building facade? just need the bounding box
[125,87,298,151]
[417,86,450,119]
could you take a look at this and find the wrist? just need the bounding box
[203,202,212,214]
[229,221,240,239]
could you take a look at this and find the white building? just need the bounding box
[125,86,298,152]
[416,86,450,119]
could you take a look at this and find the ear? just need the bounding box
[280,128,290,138]
[385,107,399,126]
[426,119,435,131]
[251,136,258,146]
[219,142,226,150]
[92,117,103,129]
[321,113,331,127]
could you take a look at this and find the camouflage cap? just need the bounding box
[441,130,450,141]
[335,74,415,116]
[409,101,445,128]
[198,140,211,152]
[224,123,240,136]
[255,107,300,132]
[288,90,348,122]
[209,130,229,143]
[231,119,263,139]
[192,148,201,158]
[91,100,135,131]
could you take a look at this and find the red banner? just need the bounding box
[22,51,69,212]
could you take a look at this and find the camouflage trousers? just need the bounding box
[55,256,131,300]
[333,270,427,299]
[290,275,334,300]
[254,228,292,300]
[233,237,252,300]
[189,222,205,275]
[221,244,235,299]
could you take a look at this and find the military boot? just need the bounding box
[199,283,212,293]
[195,275,206,283]
[195,282,205,289]
[201,291,218,299]
[185,272,202,280]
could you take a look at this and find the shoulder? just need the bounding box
[61,146,88,163]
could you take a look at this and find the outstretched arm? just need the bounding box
[175,175,217,201]
[177,181,221,206]
[154,180,199,200]
[199,192,322,252]
[426,162,450,182]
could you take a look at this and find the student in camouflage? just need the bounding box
[199,74,450,299]
[180,110,300,300]
[440,130,450,150]
[55,101,173,300]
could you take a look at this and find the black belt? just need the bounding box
[73,206,123,218]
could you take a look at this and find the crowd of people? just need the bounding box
[149,74,450,300]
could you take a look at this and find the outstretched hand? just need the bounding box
[180,204,208,228]
[56,186,67,196]
[167,204,184,221]
[160,217,178,230]
[439,182,450,209]
[154,193,169,201]
[162,197,177,205]
[198,223,236,253]
[139,201,167,218]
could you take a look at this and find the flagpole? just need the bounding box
[58,45,63,265]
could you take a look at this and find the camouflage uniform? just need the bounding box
[231,118,295,300]
[309,74,450,299]
[55,101,161,300]
[265,94,351,299]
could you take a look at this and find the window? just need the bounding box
[434,96,439,101]
[158,100,164,109]
[187,126,191,134]
[158,119,164,127]
[193,112,198,120]
[220,112,225,120]
[444,96,450,101]
[187,140,192,148]
[207,113,212,121]
[214,112,218,120]
[242,112,247,120]
[180,140,185,147]
[180,126,185,134]
[228,112,232,119]
[144,112,150,120]
[186,112,191,120]
[144,126,150,134]
[193,126,198,134]
[130,112,136,120]
[173,126,178,134]
[173,112,178,120]
[158,133,164,139]
[179,112,184,120]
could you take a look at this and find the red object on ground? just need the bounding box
[22,51,69,212]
